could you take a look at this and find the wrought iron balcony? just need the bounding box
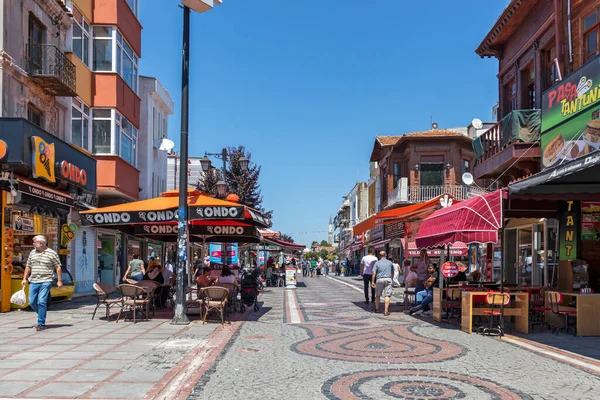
[25,44,76,97]
[387,185,487,207]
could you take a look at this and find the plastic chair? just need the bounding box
[116,284,149,323]
[477,292,510,337]
[529,287,551,332]
[548,292,577,335]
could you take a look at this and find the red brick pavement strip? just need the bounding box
[144,322,242,400]
[502,334,600,376]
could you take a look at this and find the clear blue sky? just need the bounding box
[140,0,509,247]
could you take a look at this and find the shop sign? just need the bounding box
[559,200,580,260]
[582,202,600,241]
[0,139,7,161]
[18,181,74,207]
[60,160,88,186]
[4,228,14,275]
[541,56,600,168]
[209,243,239,265]
[13,215,34,232]
[384,221,404,239]
[468,243,479,274]
[194,225,255,236]
[138,224,178,235]
[407,248,467,257]
[442,261,458,278]
[74,192,100,209]
[82,210,177,225]
[404,220,422,239]
[60,223,78,248]
[31,136,56,183]
[192,206,245,220]
[371,224,384,241]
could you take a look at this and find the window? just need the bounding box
[503,81,517,118]
[126,0,138,17]
[27,104,43,127]
[92,27,138,92]
[583,8,600,61]
[393,162,402,189]
[28,14,45,72]
[420,163,444,186]
[71,7,90,66]
[93,26,113,71]
[91,109,137,166]
[92,109,112,154]
[72,99,90,151]
[544,45,558,90]
[117,32,138,92]
[522,65,535,109]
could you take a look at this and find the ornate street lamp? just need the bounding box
[238,156,249,172]
[199,156,212,172]
[216,180,227,197]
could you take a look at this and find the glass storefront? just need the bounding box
[147,241,163,264]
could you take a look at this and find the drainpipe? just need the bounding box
[554,0,564,71]
[567,0,573,64]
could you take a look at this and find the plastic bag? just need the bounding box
[10,289,27,306]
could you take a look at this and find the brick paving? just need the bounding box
[0,296,238,399]
[191,275,600,400]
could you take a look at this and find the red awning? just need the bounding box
[263,237,305,250]
[415,190,502,249]
[370,238,390,250]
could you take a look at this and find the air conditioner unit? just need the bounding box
[399,177,408,202]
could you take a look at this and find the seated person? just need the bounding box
[143,264,168,308]
[408,264,439,315]
[453,262,468,283]
[195,268,218,289]
[161,265,175,287]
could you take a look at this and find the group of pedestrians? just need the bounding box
[301,258,334,277]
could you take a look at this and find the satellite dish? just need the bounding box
[462,172,474,186]
[158,138,175,151]
[472,118,483,129]
[431,122,439,130]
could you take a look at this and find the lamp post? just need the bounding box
[172,0,222,325]
[200,149,249,268]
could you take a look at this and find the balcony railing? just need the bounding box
[25,44,76,97]
[473,109,541,165]
[387,185,487,207]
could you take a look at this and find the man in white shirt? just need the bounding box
[360,248,378,303]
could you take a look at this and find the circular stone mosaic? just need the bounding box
[292,325,465,364]
[322,370,533,400]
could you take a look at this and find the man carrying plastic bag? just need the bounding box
[21,235,63,331]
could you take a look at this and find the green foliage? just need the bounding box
[320,240,330,246]
[280,233,295,243]
[197,168,222,198]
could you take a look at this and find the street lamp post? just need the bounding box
[200,149,248,268]
[172,0,222,325]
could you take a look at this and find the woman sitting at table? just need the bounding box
[143,264,168,308]
[196,268,217,288]
[218,265,238,285]
[407,264,439,315]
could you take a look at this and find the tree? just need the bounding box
[320,240,330,247]
[196,168,222,198]
[311,241,319,248]
[280,233,295,243]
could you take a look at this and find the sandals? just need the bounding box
[384,312,390,316]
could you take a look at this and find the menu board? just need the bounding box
[582,202,600,241]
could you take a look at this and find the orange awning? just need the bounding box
[353,195,455,236]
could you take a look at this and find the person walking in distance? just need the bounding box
[371,251,394,316]
[360,248,378,304]
[301,259,308,277]
[21,235,62,331]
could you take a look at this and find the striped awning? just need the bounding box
[370,238,390,250]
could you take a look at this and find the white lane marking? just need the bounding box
[326,276,364,293]
[286,290,301,324]
[503,337,600,374]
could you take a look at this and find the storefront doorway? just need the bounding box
[97,232,116,286]
[504,219,558,286]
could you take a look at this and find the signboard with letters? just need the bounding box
[13,216,34,232]
[559,200,580,260]
[18,181,74,207]
[384,221,404,239]
[581,202,600,241]
[541,55,600,168]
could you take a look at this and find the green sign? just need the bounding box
[541,55,600,168]
[540,103,600,168]
[542,55,600,132]
[558,200,580,261]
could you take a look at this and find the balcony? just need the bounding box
[473,110,541,182]
[95,155,140,201]
[25,44,77,97]
[387,185,487,207]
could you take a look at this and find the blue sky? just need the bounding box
[140,0,509,247]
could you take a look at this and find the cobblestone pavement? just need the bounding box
[191,275,600,400]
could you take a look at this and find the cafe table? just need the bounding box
[459,291,529,334]
[545,291,600,336]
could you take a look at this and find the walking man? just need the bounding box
[360,248,377,303]
[301,259,308,277]
[21,235,62,331]
[371,250,394,316]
